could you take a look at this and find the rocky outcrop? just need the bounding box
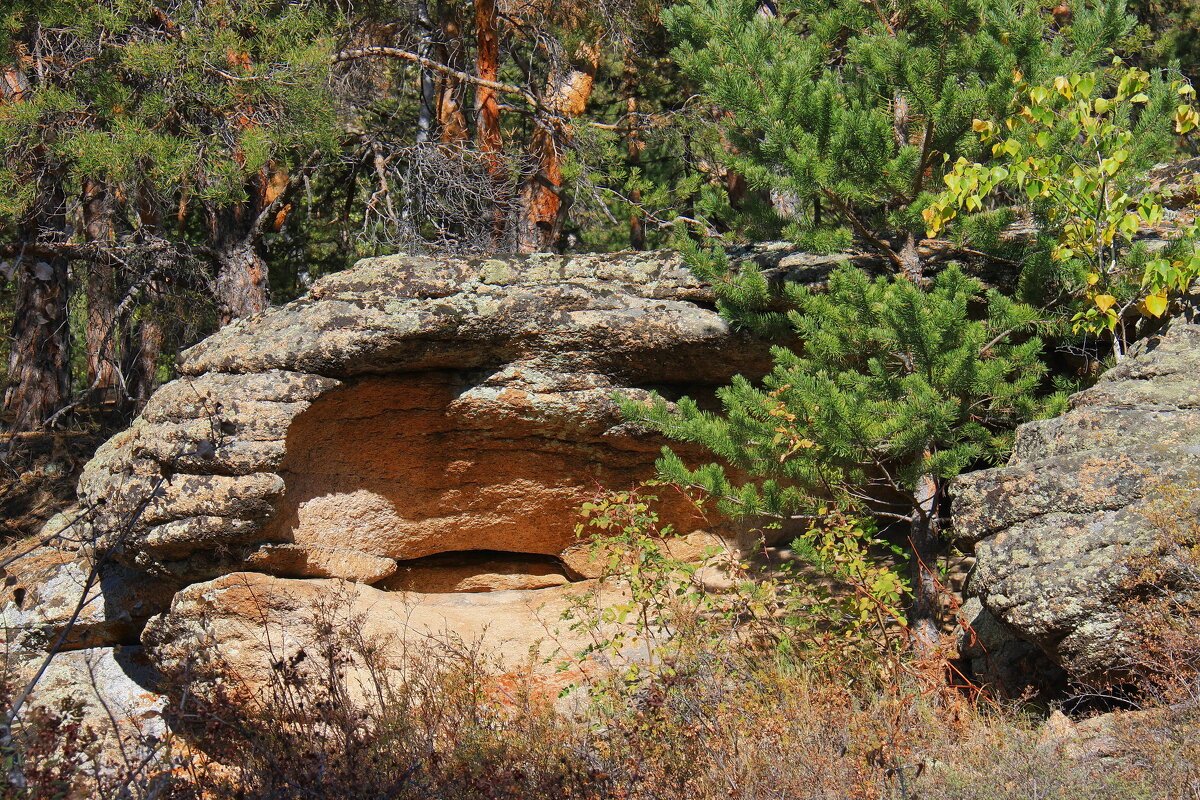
[953,319,1200,681]
[3,250,772,718]
[77,252,769,589]
[140,572,625,702]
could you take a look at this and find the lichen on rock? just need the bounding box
[952,319,1200,682]
[3,249,779,716]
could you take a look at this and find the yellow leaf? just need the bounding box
[1144,292,1169,317]
[1094,294,1117,312]
[1086,273,1100,286]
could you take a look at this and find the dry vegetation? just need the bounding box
[4,489,1200,800]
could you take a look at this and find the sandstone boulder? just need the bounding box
[4,250,777,736]
[78,252,770,586]
[140,572,622,701]
[13,646,167,745]
[1,529,174,653]
[952,319,1200,681]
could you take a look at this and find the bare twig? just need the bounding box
[331,46,539,107]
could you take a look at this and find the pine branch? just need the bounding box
[820,187,904,269]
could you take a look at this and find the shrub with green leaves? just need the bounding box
[560,488,910,684]
[662,0,1141,277]
[925,61,1200,357]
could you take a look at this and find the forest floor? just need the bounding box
[0,402,144,546]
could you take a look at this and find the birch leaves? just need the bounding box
[924,61,1200,354]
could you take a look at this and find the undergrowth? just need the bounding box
[3,488,1199,799]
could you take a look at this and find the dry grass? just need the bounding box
[6,485,1200,799]
[4,604,1199,799]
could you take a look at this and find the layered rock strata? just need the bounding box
[3,250,773,715]
[78,252,770,587]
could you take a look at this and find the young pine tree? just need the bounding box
[623,264,1055,649]
[663,0,1139,278]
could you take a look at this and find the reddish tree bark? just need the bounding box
[516,43,599,253]
[474,0,508,247]
[474,0,502,171]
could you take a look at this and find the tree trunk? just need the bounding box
[5,174,71,431]
[621,58,646,250]
[437,3,470,145]
[516,43,600,254]
[82,180,121,404]
[416,0,436,145]
[474,0,501,167]
[215,237,269,325]
[126,192,166,407]
[124,282,164,408]
[5,257,71,431]
[626,95,646,251]
[474,0,506,247]
[908,472,942,654]
[899,232,924,283]
[2,58,70,432]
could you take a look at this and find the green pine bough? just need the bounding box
[662,0,1141,280]
[621,264,1060,650]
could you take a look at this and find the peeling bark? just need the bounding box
[474,0,502,170]
[516,43,599,254]
[474,0,507,248]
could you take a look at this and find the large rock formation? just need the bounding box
[3,250,776,721]
[80,252,771,586]
[953,318,1200,681]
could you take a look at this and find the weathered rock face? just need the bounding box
[78,252,767,589]
[3,251,771,718]
[952,319,1200,681]
[140,572,624,703]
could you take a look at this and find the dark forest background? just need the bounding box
[0,0,1195,439]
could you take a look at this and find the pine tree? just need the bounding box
[0,0,342,427]
[623,264,1056,648]
[663,0,1141,278]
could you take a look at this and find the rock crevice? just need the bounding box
[3,250,774,713]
